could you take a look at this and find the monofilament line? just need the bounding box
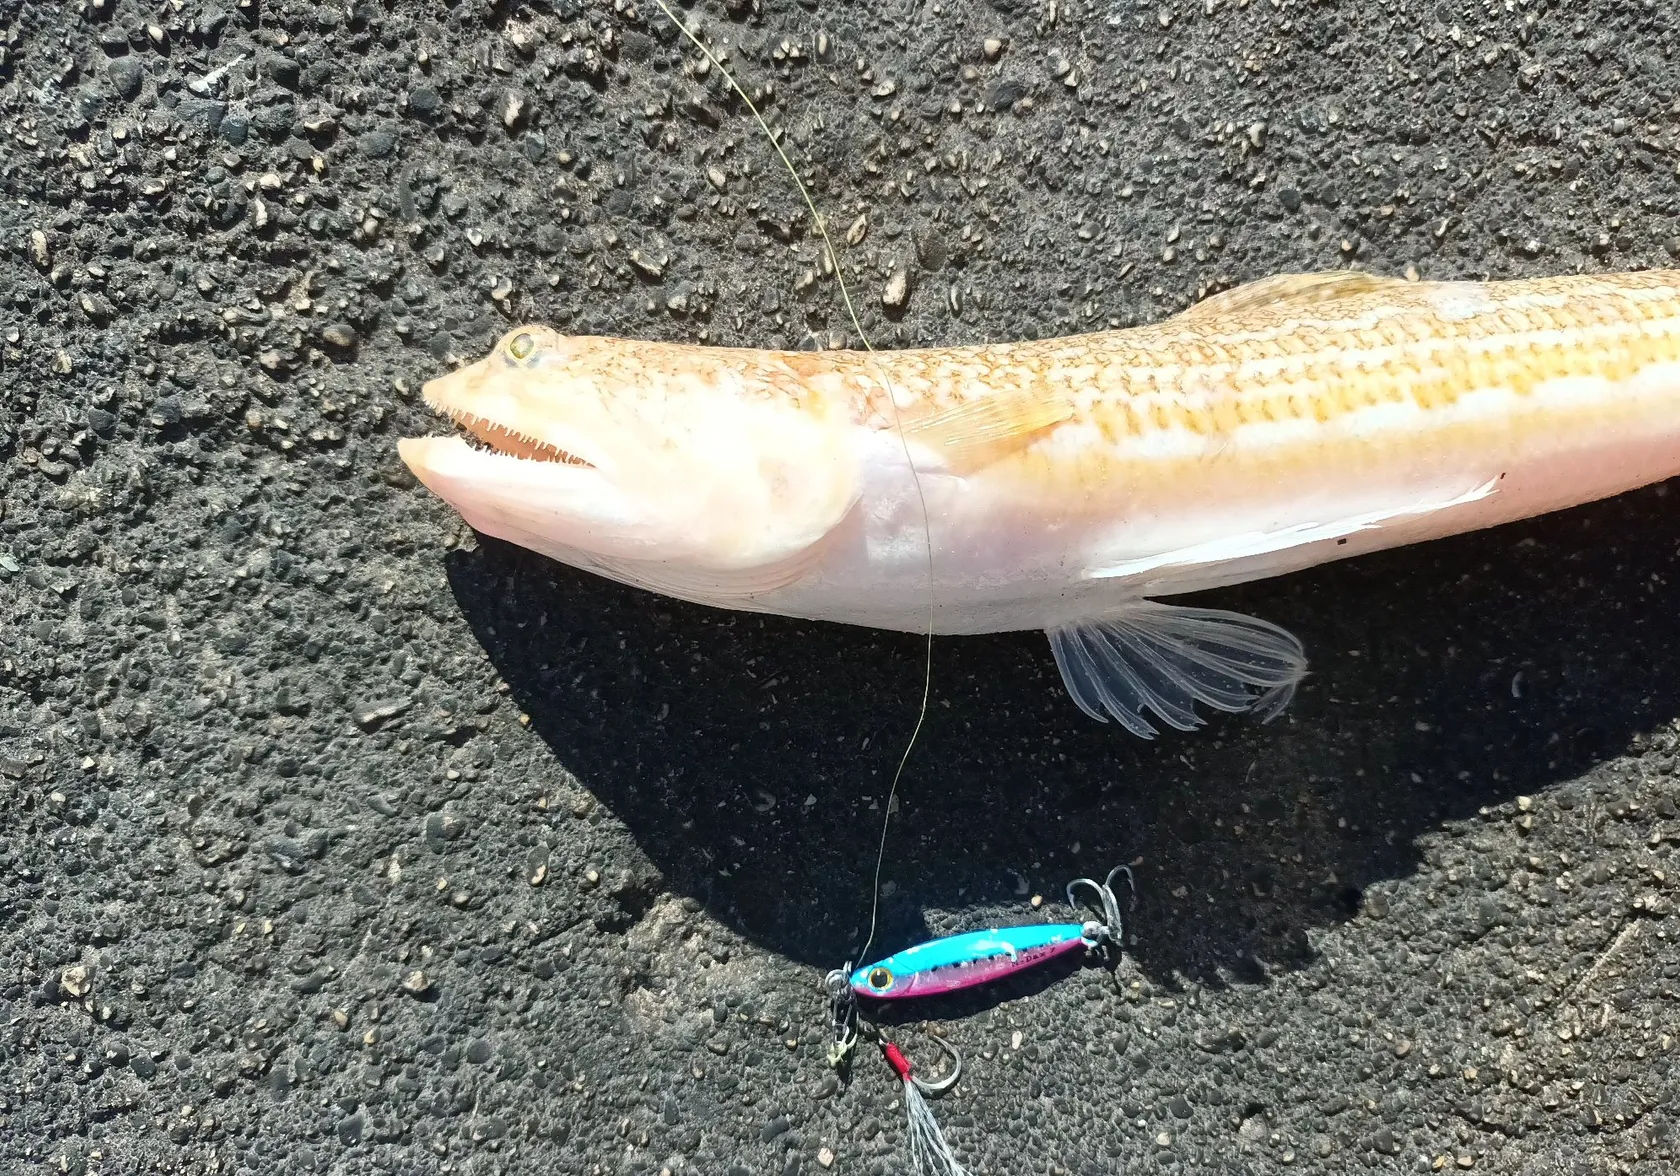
[650,0,936,965]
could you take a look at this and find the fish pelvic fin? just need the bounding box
[1047,601,1307,738]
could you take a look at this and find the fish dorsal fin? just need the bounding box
[1176,270,1409,321]
[900,389,1075,475]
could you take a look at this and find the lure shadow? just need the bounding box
[442,480,1680,988]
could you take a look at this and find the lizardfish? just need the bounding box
[398,268,1680,737]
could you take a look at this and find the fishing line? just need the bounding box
[633,23,1145,1176]
[647,9,1016,1173]
[649,0,937,974]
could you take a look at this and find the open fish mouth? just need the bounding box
[420,394,595,468]
[405,356,603,470]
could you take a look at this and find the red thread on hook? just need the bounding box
[883,1042,912,1082]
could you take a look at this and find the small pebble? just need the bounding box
[881,267,910,312]
[79,293,114,323]
[357,129,396,159]
[424,811,466,843]
[321,322,358,349]
[354,697,409,728]
[108,56,144,100]
[407,86,441,118]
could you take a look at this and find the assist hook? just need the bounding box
[823,965,859,1069]
[825,966,963,1096]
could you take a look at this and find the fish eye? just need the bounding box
[867,967,893,991]
[508,332,535,360]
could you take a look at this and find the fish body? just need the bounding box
[400,268,1680,734]
[848,923,1092,1000]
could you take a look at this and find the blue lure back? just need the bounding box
[850,923,1090,999]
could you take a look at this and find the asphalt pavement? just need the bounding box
[1,1,1675,1173]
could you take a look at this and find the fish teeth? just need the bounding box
[433,404,588,466]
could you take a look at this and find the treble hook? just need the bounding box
[1066,864,1135,952]
[888,1030,963,1096]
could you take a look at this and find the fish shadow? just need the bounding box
[442,480,1680,990]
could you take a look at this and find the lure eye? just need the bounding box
[508,332,535,360]
[867,967,894,991]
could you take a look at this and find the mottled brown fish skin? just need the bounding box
[799,269,1680,439]
[777,269,1680,528]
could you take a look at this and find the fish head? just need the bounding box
[398,326,864,602]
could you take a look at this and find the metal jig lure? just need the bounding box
[843,864,1132,1005]
[821,866,1134,1176]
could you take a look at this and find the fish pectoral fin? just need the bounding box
[1176,270,1409,320]
[1047,602,1307,738]
[900,389,1075,476]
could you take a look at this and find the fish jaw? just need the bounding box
[416,345,614,473]
[396,434,649,564]
[399,326,865,602]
